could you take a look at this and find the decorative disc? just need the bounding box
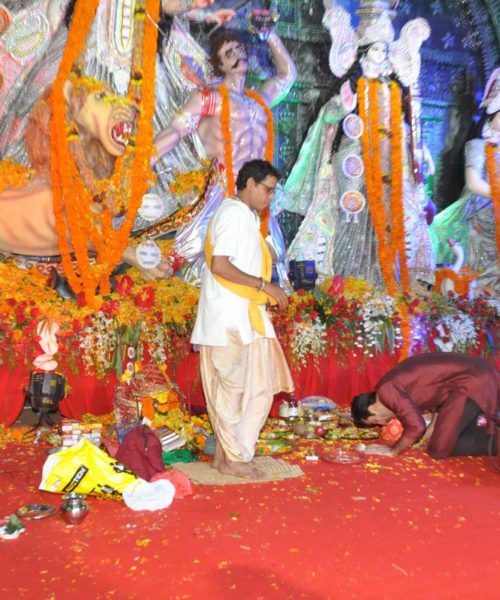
[343,113,364,140]
[339,190,366,215]
[135,240,162,270]
[138,192,164,222]
[342,154,364,179]
[5,12,50,64]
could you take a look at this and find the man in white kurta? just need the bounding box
[191,160,294,478]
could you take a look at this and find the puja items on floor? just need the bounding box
[39,438,138,500]
[60,419,103,448]
[131,363,183,419]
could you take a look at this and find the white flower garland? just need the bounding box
[291,318,328,366]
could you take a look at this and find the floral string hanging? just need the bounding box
[49,0,158,305]
[219,83,274,236]
[357,76,408,296]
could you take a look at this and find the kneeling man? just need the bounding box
[191,160,294,478]
[351,353,499,459]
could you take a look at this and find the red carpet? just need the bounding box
[0,440,498,599]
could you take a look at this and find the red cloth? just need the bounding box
[376,352,500,458]
[0,364,29,425]
[0,351,497,428]
[60,371,116,420]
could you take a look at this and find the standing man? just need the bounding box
[351,353,499,459]
[191,160,294,478]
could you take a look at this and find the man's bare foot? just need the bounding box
[217,459,265,479]
[211,441,224,469]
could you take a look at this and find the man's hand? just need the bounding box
[263,281,288,311]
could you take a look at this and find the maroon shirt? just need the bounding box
[376,353,499,458]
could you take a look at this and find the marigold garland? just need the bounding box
[49,0,158,305]
[0,159,34,193]
[218,83,274,235]
[358,77,409,296]
[358,77,394,294]
[485,142,500,266]
[434,266,476,296]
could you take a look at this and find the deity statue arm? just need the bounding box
[258,32,298,108]
[162,0,235,24]
[153,90,205,162]
[322,95,345,125]
[121,245,173,280]
[161,0,214,15]
[465,165,491,199]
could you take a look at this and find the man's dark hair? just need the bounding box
[351,391,377,427]
[209,32,246,79]
[236,160,280,191]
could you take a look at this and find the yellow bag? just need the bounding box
[39,439,137,500]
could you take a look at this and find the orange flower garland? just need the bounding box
[0,159,34,193]
[218,83,274,235]
[485,141,500,266]
[358,77,409,296]
[434,266,476,296]
[49,0,158,304]
[358,77,394,294]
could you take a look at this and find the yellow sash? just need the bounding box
[204,225,276,336]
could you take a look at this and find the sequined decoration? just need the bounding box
[5,11,50,64]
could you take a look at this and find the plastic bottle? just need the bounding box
[288,396,299,419]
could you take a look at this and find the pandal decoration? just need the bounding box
[485,142,500,266]
[49,0,158,305]
[434,266,476,296]
[357,76,408,296]
[219,83,274,235]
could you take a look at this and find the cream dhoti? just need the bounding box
[200,330,294,463]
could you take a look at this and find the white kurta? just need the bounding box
[191,198,276,346]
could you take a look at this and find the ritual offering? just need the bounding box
[60,420,103,448]
[380,418,404,445]
[16,504,58,520]
[255,439,294,456]
[0,515,25,539]
[60,493,89,525]
[321,449,364,465]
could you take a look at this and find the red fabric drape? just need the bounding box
[60,371,117,420]
[1,350,497,426]
[0,364,29,426]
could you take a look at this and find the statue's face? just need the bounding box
[366,41,389,66]
[217,40,248,77]
[72,88,137,157]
